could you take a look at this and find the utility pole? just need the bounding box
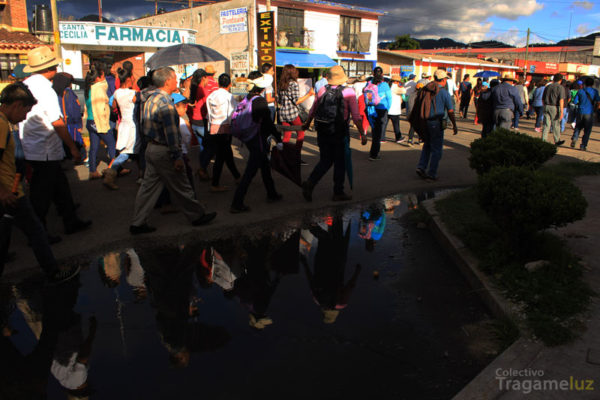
[98,0,103,22]
[50,0,62,59]
[523,28,530,81]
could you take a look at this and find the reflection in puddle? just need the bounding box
[1,192,497,399]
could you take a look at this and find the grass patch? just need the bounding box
[435,188,594,346]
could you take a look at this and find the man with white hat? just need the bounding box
[20,46,91,240]
[491,73,524,131]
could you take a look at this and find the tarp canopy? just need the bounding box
[276,50,337,68]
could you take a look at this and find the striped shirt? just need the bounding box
[143,89,182,160]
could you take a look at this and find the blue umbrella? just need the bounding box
[474,71,500,78]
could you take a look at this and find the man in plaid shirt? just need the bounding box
[130,67,217,234]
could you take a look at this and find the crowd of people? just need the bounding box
[1,44,599,284]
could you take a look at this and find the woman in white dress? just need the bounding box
[103,68,138,190]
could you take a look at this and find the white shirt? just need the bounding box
[388,83,406,116]
[446,78,458,97]
[207,88,236,128]
[19,74,65,161]
[404,80,417,98]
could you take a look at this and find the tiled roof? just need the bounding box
[0,29,45,50]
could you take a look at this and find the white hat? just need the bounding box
[248,73,273,89]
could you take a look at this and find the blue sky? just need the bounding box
[27,0,600,46]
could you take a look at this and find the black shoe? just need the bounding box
[65,219,92,235]
[48,235,62,245]
[368,156,382,161]
[301,181,313,202]
[192,211,217,225]
[416,168,427,179]
[267,193,283,203]
[230,205,250,214]
[332,193,352,201]
[424,174,438,181]
[129,224,157,235]
[300,159,308,166]
[555,140,565,146]
[47,266,80,285]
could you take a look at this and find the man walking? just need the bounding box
[130,67,216,234]
[20,47,91,241]
[301,65,365,201]
[458,74,472,119]
[541,73,566,146]
[412,69,458,181]
[570,77,600,151]
[491,73,523,130]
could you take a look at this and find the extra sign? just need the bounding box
[220,7,248,34]
[256,12,275,71]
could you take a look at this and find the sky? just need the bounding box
[26,0,600,47]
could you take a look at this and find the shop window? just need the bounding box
[277,7,304,46]
[339,60,373,78]
[339,16,360,52]
[0,54,19,82]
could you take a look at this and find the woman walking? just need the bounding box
[85,61,116,179]
[53,72,86,161]
[472,78,483,125]
[388,75,406,143]
[103,68,137,190]
[366,66,391,161]
[277,64,314,165]
[531,81,545,133]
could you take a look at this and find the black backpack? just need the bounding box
[314,85,346,136]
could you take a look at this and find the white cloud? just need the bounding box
[103,11,138,23]
[572,1,594,10]
[575,23,600,35]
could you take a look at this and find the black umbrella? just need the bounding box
[270,142,302,187]
[145,43,228,70]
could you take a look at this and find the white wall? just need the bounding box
[60,46,84,79]
[360,18,378,62]
[304,11,340,59]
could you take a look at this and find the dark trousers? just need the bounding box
[0,196,58,277]
[388,114,402,141]
[211,134,240,186]
[369,108,388,158]
[27,160,78,230]
[307,135,346,195]
[231,135,277,208]
[460,98,470,118]
[87,120,116,173]
[481,122,494,138]
[572,113,594,147]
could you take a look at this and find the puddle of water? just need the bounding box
[1,192,496,399]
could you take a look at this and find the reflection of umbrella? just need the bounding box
[270,143,302,187]
[145,43,228,69]
[473,71,500,78]
[344,136,353,189]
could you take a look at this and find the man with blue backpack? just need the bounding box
[570,77,600,151]
[364,66,391,161]
[301,65,366,202]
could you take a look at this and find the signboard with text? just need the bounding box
[59,22,195,47]
[256,12,276,71]
[220,8,248,34]
[231,51,249,75]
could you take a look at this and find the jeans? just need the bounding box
[512,111,520,129]
[417,119,444,178]
[191,123,205,153]
[561,107,568,132]
[231,134,277,208]
[388,114,402,141]
[0,196,58,277]
[211,134,240,187]
[87,120,116,173]
[369,108,388,158]
[542,105,561,143]
[571,113,594,148]
[307,135,346,195]
[110,152,130,171]
[534,106,544,128]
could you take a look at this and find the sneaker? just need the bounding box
[65,219,92,235]
[570,140,576,148]
[396,138,406,144]
[300,159,308,166]
[332,193,352,201]
[534,127,541,133]
[424,174,438,182]
[129,224,157,235]
[89,171,102,180]
[368,156,382,161]
[380,139,387,143]
[416,168,427,179]
[192,211,217,225]
[580,145,587,151]
[267,193,283,203]
[571,122,576,129]
[48,266,81,285]
[301,181,313,202]
[230,205,250,214]
[555,140,565,147]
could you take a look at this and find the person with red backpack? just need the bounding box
[365,66,391,161]
[229,71,283,213]
[301,66,365,202]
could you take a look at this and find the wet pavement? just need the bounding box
[1,194,500,400]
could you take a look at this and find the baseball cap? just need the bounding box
[409,74,416,80]
[171,93,187,104]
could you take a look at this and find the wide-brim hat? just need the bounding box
[434,69,448,80]
[248,73,273,89]
[327,65,348,86]
[501,73,516,82]
[205,64,216,74]
[23,46,62,73]
[391,74,402,82]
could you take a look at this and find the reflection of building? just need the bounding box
[0,0,44,82]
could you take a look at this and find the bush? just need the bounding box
[469,128,556,175]
[477,166,587,243]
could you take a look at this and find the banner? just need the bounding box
[231,51,249,75]
[219,7,247,34]
[257,11,276,71]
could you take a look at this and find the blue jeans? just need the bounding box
[561,107,568,132]
[571,113,594,147]
[534,106,544,128]
[87,120,116,172]
[512,111,520,129]
[0,196,58,277]
[417,119,444,178]
[191,123,205,152]
[110,152,130,171]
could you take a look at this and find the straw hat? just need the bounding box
[327,65,348,86]
[501,73,516,82]
[205,64,216,74]
[23,46,62,73]
[391,74,402,82]
[434,69,448,80]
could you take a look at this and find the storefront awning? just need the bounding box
[276,50,336,68]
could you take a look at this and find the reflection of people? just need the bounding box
[359,204,387,251]
[303,217,361,324]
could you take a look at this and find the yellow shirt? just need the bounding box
[0,112,24,198]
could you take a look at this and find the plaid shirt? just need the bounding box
[278,81,300,123]
[143,89,182,160]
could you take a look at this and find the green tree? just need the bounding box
[388,34,420,50]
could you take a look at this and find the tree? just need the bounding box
[388,34,420,50]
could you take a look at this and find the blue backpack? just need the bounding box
[231,96,261,142]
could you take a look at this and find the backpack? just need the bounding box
[230,96,261,142]
[314,85,346,137]
[363,82,380,107]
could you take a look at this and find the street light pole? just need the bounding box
[50,0,62,59]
